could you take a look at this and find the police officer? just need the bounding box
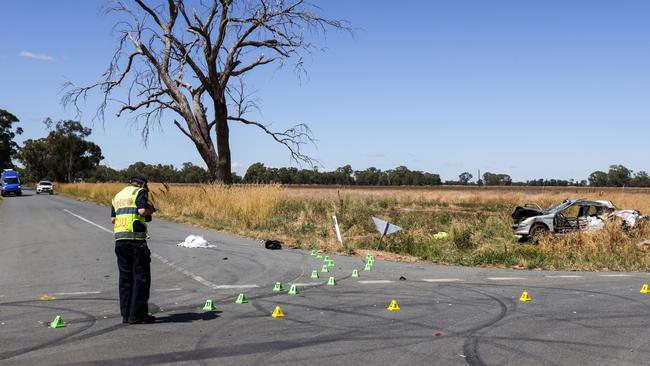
[111,175,156,324]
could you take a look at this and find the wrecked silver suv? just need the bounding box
[512,198,626,240]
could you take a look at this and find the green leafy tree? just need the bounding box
[631,171,650,187]
[244,162,270,183]
[180,162,211,183]
[18,120,103,182]
[607,165,632,187]
[16,139,49,181]
[0,109,23,168]
[458,172,473,185]
[588,171,609,187]
[87,165,123,183]
[482,172,512,186]
[355,167,386,186]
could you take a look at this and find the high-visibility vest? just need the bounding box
[112,186,148,241]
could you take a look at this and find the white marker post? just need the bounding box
[332,215,343,244]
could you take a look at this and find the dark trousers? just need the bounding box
[115,240,151,321]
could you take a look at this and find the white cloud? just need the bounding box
[18,51,54,61]
[231,162,243,169]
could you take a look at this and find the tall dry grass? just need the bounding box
[59,183,283,229]
[57,183,650,271]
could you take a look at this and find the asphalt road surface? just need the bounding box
[2,189,650,365]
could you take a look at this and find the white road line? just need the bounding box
[52,291,102,296]
[599,274,632,278]
[358,280,393,284]
[213,284,260,289]
[63,209,259,291]
[421,278,464,283]
[154,288,183,292]
[291,283,322,287]
[487,277,527,281]
[63,209,113,234]
[545,275,584,279]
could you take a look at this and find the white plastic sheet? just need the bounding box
[177,235,215,249]
[372,217,402,236]
[610,210,641,227]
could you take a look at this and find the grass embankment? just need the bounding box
[58,183,650,271]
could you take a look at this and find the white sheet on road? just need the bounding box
[177,235,215,249]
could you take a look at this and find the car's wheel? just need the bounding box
[36,191,40,194]
[17,190,22,196]
[50,191,54,195]
[529,223,549,242]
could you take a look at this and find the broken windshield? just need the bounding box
[546,200,573,214]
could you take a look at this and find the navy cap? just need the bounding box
[129,175,148,184]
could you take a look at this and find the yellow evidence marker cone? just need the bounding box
[321,265,329,273]
[352,269,360,278]
[271,306,285,318]
[364,263,372,271]
[387,300,401,312]
[202,299,216,311]
[641,284,650,294]
[311,270,319,279]
[327,277,337,286]
[519,291,533,302]
[49,315,66,329]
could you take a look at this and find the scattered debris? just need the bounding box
[264,240,282,250]
[178,235,215,249]
[610,210,644,228]
[637,240,650,250]
[399,276,407,281]
[433,232,449,240]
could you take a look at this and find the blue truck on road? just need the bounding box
[1,169,22,197]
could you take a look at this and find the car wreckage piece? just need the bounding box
[512,198,645,241]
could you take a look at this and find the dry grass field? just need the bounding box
[58,183,650,271]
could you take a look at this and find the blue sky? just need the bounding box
[2,1,650,181]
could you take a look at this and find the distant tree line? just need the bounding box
[587,165,650,187]
[243,163,442,186]
[3,109,650,187]
[85,161,239,184]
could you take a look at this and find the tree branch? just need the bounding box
[227,116,315,166]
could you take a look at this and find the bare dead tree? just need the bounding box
[63,0,351,183]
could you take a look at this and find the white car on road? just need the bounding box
[36,181,54,195]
